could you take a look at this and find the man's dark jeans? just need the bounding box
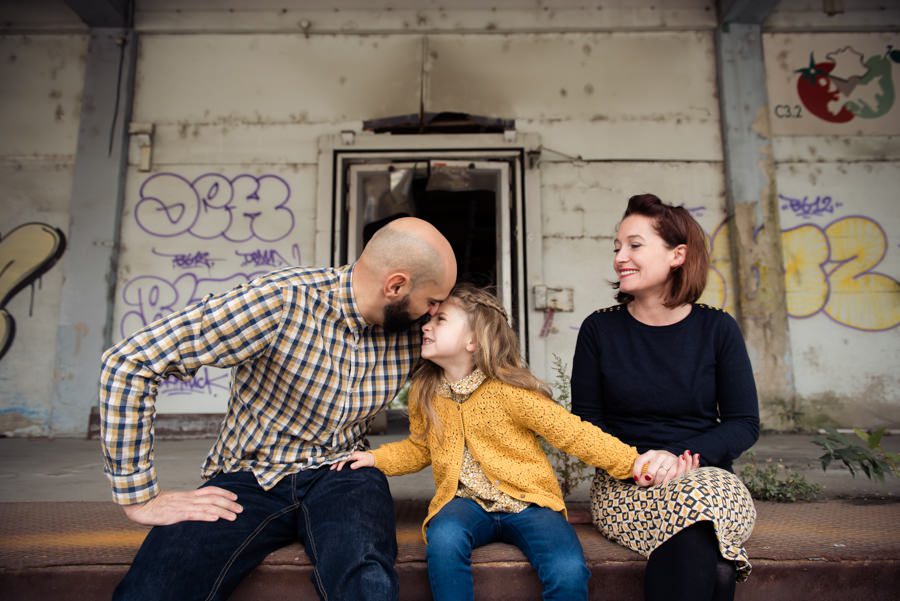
[113,467,398,601]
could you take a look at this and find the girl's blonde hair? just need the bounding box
[411,283,552,440]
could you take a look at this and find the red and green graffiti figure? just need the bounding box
[795,45,899,123]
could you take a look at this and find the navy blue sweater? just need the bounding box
[571,304,759,473]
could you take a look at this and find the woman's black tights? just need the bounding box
[644,521,737,601]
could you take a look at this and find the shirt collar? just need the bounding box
[338,264,368,334]
[438,369,487,400]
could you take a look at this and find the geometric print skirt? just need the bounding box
[590,466,756,581]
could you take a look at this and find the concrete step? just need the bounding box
[1,500,897,600]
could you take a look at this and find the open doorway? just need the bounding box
[348,160,507,295]
[317,134,543,365]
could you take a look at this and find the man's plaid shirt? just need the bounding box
[100,265,420,505]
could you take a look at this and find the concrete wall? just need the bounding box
[763,31,900,428]
[0,32,87,435]
[0,0,897,434]
[115,24,724,414]
[113,33,415,412]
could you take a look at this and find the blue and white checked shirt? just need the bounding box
[100,265,420,505]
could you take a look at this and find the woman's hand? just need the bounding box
[330,451,375,471]
[632,450,700,487]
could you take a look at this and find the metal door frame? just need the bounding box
[316,133,547,376]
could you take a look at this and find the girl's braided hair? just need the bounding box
[411,283,552,440]
[451,283,510,324]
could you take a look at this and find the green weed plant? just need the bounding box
[739,455,821,502]
[542,355,591,498]
[812,427,898,482]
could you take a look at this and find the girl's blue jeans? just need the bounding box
[425,497,590,601]
[112,467,398,601]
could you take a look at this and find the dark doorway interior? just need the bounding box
[361,171,498,291]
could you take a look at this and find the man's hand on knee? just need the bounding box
[121,487,244,526]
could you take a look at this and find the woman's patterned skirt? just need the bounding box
[590,466,756,580]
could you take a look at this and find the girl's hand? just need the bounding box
[632,450,699,487]
[632,450,677,486]
[330,451,375,471]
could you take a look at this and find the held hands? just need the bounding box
[330,451,375,471]
[121,487,243,526]
[632,449,700,488]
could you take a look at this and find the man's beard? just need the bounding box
[383,295,429,333]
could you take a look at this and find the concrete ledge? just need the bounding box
[1,500,898,600]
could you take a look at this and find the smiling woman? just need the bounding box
[612,194,708,311]
[572,193,760,601]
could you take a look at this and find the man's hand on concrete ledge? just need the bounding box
[122,487,243,526]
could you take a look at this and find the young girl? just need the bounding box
[335,284,691,601]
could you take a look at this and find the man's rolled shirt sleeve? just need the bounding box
[99,281,285,505]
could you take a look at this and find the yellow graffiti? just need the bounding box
[782,224,829,318]
[0,223,67,359]
[705,216,898,331]
[819,217,899,331]
[698,221,733,314]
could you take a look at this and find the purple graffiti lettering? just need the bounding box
[158,366,230,397]
[136,172,295,242]
[687,206,707,217]
[779,193,844,219]
[119,271,267,337]
[151,248,218,270]
[235,249,289,268]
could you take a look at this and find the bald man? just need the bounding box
[100,218,456,601]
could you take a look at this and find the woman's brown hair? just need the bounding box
[410,283,552,440]
[614,193,709,307]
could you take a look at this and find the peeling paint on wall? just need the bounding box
[0,406,47,437]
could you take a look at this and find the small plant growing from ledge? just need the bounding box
[542,355,591,499]
[812,428,898,482]
[739,454,821,502]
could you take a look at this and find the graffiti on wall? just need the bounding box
[766,34,900,135]
[796,46,900,123]
[150,245,301,272]
[135,172,295,242]
[782,213,898,332]
[119,271,267,338]
[0,223,66,360]
[779,193,844,220]
[701,195,898,332]
[700,219,733,314]
[789,44,900,124]
[122,171,301,400]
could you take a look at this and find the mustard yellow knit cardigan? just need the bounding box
[371,379,638,540]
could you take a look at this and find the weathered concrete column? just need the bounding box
[716,23,795,427]
[50,29,136,435]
